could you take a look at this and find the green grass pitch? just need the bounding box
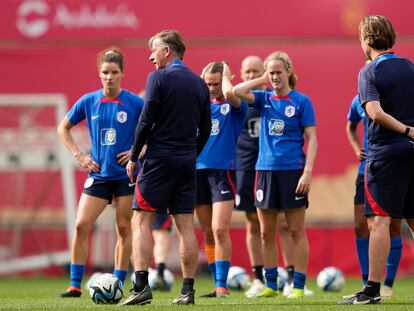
[0,275,413,310]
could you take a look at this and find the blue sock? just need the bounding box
[208,262,217,283]
[384,236,403,287]
[293,271,306,290]
[114,269,128,285]
[69,264,85,289]
[355,237,369,285]
[264,267,278,290]
[215,261,230,289]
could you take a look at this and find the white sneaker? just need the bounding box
[283,282,293,296]
[304,286,315,296]
[380,285,393,299]
[245,279,266,298]
[283,282,314,297]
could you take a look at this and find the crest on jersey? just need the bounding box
[220,103,230,115]
[211,119,220,135]
[256,189,264,202]
[285,105,295,117]
[117,111,127,123]
[268,119,284,136]
[101,128,116,145]
[247,117,260,138]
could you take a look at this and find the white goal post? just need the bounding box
[0,94,77,274]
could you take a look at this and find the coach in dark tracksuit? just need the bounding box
[124,30,211,306]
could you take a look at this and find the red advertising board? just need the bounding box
[0,0,413,41]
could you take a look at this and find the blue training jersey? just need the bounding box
[347,95,368,175]
[67,89,144,180]
[358,53,414,161]
[236,104,260,171]
[196,99,248,170]
[252,89,316,170]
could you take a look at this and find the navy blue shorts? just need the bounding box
[82,177,134,204]
[133,155,196,214]
[196,169,236,205]
[365,156,414,219]
[255,170,308,211]
[152,214,173,231]
[235,170,256,212]
[354,174,365,206]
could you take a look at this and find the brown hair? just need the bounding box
[359,15,396,50]
[97,47,124,72]
[203,62,224,76]
[264,51,297,89]
[148,30,186,60]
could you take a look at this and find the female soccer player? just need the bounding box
[233,51,318,298]
[197,61,247,298]
[57,47,144,297]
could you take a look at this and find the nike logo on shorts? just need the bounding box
[128,182,136,187]
[294,196,305,200]
[221,190,230,194]
[91,115,100,120]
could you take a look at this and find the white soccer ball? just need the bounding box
[130,267,174,291]
[88,273,123,304]
[316,266,345,292]
[227,266,250,290]
[148,267,174,290]
[85,272,103,291]
[277,267,289,291]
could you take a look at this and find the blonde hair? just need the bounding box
[264,51,297,89]
[359,15,396,50]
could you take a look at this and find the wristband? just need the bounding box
[403,127,410,136]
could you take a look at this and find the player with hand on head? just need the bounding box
[235,56,311,298]
[123,29,211,306]
[57,47,144,298]
[234,51,317,299]
[339,15,414,305]
[197,61,247,298]
[344,93,402,299]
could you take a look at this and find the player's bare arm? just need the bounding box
[296,125,317,195]
[57,116,100,172]
[233,71,268,104]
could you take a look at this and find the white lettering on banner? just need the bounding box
[16,0,50,38]
[54,3,140,30]
[16,0,140,38]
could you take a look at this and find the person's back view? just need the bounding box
[339,15,414,305]
[124,29,211,306]
[142,63,211,157]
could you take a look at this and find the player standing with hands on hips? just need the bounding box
[57,47,144,297]
[123,29,211,306]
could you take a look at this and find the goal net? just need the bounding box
[0,94,81,275]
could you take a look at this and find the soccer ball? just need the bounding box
[85,272,103,291]
[131,267,174,291]
[88,273,123,304]
[316,267,345,292]
[277,267,289,291]
[227,266,250,290]
[148,267,174,290]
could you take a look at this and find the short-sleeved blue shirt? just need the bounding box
[358,53,414,160]
[252,89,316,170]
[67,89,144,180]
[347,95,368,175]
[196,99,248,170]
